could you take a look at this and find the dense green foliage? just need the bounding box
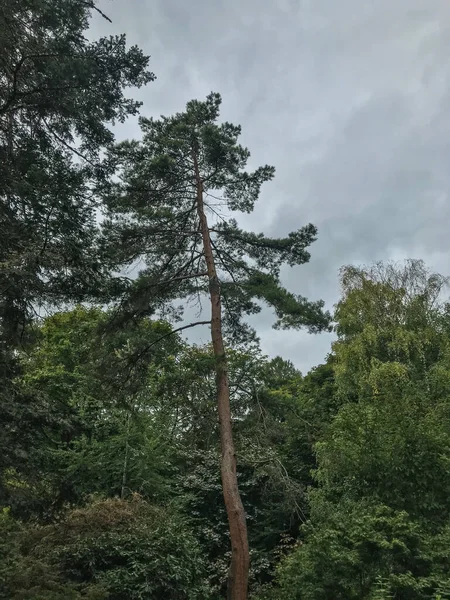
[3,260,450,599]
[0,497,208,600]
[1,0,153,339]
[0,0,153,515]
[260,261,450,600]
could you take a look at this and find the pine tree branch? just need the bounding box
[121,320,211,384]
[154,271,208,286]
[147,319,211,347]
[42,119,99,168]
[210,238,237,284]
[80,1,113,22]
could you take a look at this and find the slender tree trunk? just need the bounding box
[193,151,250,600]
[121,413,131,500]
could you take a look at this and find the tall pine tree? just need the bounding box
[101,92,331,600]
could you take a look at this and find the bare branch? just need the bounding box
[121,320,211,384]
[42,118,99,168]
[156,271,208,286]
[81,1,113,23]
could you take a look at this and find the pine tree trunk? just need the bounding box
[193,152,250,600]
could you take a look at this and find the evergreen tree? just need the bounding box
[0,0,153,343]
[0,0,153,501]
[101,92,330,599]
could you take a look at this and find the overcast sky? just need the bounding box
[90,0,450,373]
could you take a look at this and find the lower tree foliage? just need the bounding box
[2,260,450,600]
[0,497,208,600]
[259,260,450,600]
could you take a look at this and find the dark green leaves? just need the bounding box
[0,0,154,343]
[0,498,208,600]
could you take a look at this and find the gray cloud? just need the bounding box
[90,0,450,373]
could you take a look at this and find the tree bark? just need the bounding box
[193,150,250,600]
[121,413,131,500]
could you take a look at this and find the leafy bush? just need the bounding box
[0,497,210,599]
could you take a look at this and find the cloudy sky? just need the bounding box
[91,0,450,373]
